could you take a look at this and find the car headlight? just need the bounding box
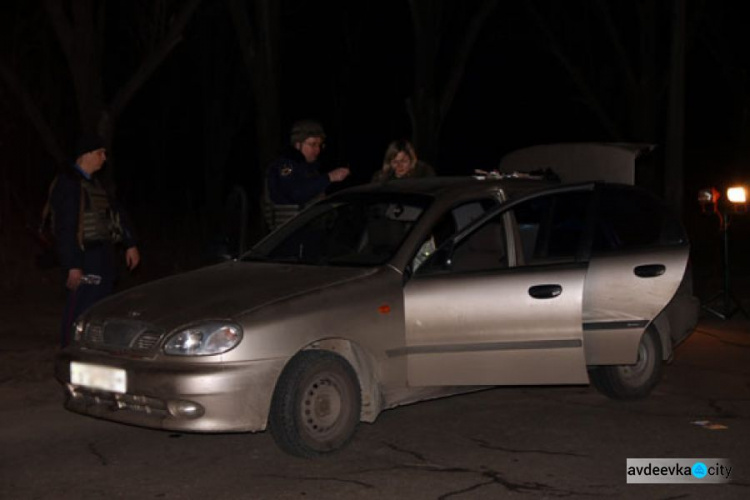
[163,322,242,356]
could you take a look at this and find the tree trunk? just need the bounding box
[665,0,686,214]
[1,0,201,169]
[407,0,498,167]
[228,0,281,239]
[229,0,281,171]
[196,2,255,229]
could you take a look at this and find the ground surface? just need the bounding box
[1,294,750,499]
[1,208,750,499]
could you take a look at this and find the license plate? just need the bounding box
[70,362,127,394]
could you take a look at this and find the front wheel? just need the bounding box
[269,351,361,458]
[590,328,663,400]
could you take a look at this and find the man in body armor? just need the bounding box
[51,133,140,347]
[264,120,350,230]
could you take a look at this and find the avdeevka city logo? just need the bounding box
[626,458,732,483]
[691,462,708,478]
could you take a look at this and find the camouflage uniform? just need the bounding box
[51,166,137,346]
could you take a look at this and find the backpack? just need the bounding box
[37,176,58,250]
[38,174,125,250]
[35,176,85,267]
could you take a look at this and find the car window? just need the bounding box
[513,190,592,265]
[453,202,490,231]
[592,186,686,252]
[247,193,431,266]
[450,215,508,272]
[411,199,498,271]
[416,190,591,275]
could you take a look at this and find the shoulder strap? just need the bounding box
[40,175,86,250]
[40,175,59,228]
[77,181,85,249]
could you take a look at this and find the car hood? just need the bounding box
[87,261,377,330]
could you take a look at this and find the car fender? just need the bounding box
[650,312,672,361]
[300,338,384,423]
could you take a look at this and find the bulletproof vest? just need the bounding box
[80,180,122,245]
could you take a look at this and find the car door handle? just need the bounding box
[634,264,666,278]
[528,284,562,299]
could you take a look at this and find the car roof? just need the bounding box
[336,176,560,201]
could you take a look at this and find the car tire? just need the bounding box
[268,350,361,458]
[589,327,663,400]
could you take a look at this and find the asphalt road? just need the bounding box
[1,317,749,500]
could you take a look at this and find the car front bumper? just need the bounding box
[55,350,287,433]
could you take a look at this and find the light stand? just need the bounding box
[699,186,749,320]
[702,211,749,319]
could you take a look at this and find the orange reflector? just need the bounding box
[378,304,391,314]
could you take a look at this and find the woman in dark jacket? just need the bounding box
[371,139,435,182]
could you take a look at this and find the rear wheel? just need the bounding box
[269,351,361,458]
[590,328,663,400]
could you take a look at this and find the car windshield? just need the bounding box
[244,193,431,266]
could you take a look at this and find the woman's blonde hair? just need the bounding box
[382,139,417,171]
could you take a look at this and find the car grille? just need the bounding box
[80,320,164,353]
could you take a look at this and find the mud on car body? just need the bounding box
[56,172,698,457]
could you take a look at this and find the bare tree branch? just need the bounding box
[407,0,425,47]
[109,0,202,121]
[409,0,438,93]
[406,96,416,133]
[634,1,659,97]
[257,0,275,69]
[228,0,280,168]
[439,0,498,122]
[95,0,105,68]
[595,0,637,89]
[43,0,73,64]
[407,0,498,162]
[0,61,64,164]
[228,0,257,66]
[525,1,624,140]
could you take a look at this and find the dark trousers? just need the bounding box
[60,244,116,347]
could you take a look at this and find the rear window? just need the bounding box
[515,190,591,263]
[592,186,686,252]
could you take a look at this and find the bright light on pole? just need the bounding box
[699,183,749,319]
[727,186,747,204]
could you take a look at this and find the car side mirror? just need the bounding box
[414,241,454,276]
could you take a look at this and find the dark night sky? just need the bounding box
[2,1,750,216]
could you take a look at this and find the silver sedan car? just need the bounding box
[55,176,698,457]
